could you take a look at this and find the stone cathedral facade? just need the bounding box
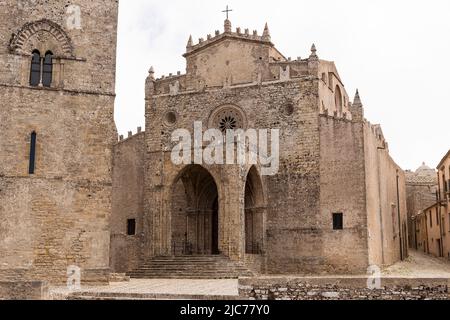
[111,19,408,277]
[0,0,407,284]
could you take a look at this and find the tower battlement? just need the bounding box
[185,20,273,56]
[147,33,328,100]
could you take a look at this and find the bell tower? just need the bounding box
[0,0,119,283]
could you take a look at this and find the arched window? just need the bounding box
[30,50,41,86]
[335,85,343,115]
[42,51,53,87]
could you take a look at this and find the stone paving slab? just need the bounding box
[50,279,239,300]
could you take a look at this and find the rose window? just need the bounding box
[219,116,238,132]
[210,106,245,133]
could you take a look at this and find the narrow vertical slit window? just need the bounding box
[42,51,53,87]
[333,213,343,230]
[29,132,37,175]
[30,50,41,86]
[127,219,136,236]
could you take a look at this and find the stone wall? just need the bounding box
[111,132,145,273]
[405,165,437,250]
[364,125,408,266]
[410,153,450,260]
[406,183,437,248]
[0,281,49,300]
[437,152,450,259]
[317,102,408,273]
[319,115,368,274]
[140,19,409,275]
[239,277,450,300]
[0,0,118,283]
[144,77,326,273]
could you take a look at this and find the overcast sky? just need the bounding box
[115,0,450,171]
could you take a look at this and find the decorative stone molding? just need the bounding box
[9,19,74,57]
[163,111,178,127]
[208,104,247,132]
[169,80,180,96]
[279,65,290,81]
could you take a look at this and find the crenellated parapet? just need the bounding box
[146,39,328,98]
[185,20,273,56]
[117,127,144,143]
[268,57,312,81]
[154,73,186,96]
[365,121,389,151]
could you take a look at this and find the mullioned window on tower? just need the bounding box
[29,50,53,87]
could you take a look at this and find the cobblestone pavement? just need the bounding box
[382,250,450,277]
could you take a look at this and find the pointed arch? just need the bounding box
[9,19,74,57]
[170,165,220,255]
[245,166,265,255]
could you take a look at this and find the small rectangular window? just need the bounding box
[127,219,136,236]
[333,213,343,230]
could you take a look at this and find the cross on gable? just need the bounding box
[222,5,233,20]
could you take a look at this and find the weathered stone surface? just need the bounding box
[405,164,438,250]
[412,152,450,259]
[0,0,118,284]
[0,3,411,287]
[111,132,145,273]
[239,277,450,300]
[0,281,49,300]
[111,19,408,276]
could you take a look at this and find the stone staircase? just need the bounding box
[108,273,130,282]
[67,292,243,300]
[126,255,254,279]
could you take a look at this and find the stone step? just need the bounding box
[140,258,246,263]
[143,265,250,268]
[127,274,241,277]
[149,256,227,259]
[68,291,242,300]
[131,272,246,276]
[139,263,238,267]
[127,255,254,280]
[136,265,252,270]
[108,273,131,282]
[127,271,252,276]
[127,270,253,275]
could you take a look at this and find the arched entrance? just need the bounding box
[171,165,219,255]
[245,166,265,255]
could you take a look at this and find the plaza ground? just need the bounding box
[50,250,450,300]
